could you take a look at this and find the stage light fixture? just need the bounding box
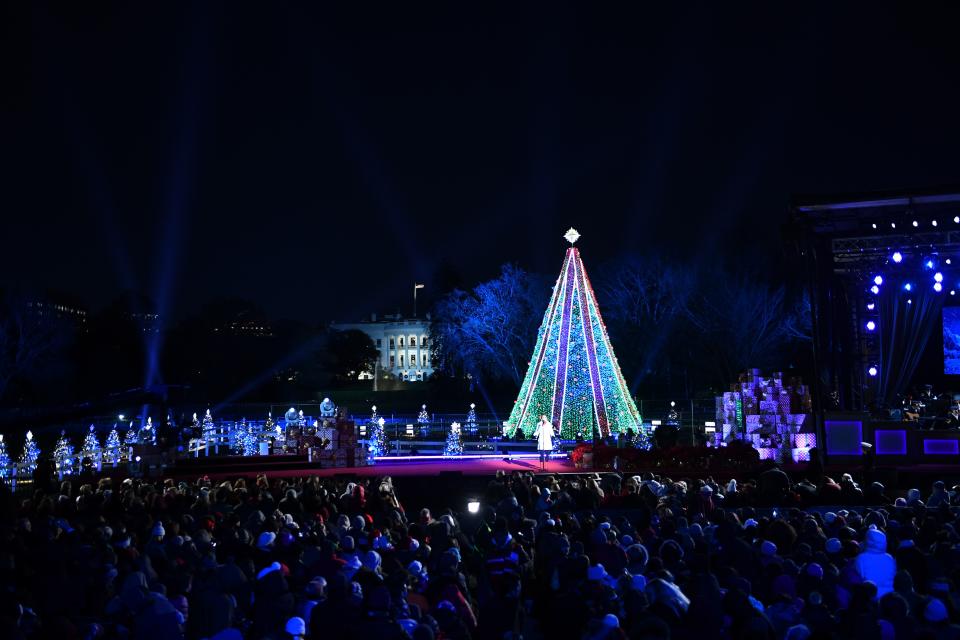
[935,272,944,282]
[871,285,880,294]
[913,220,919,227]
[947,259,953,265]
[933,220,938,226]
[952,290,956,296]
[926,260,935,269]
[872,223,878,229]
[874,275,883,285]
[866,321,876,331]
[935,282,943,292]
[907,299,913,304]
[892,252,903,263]
[867,302,876,310]
[467,500,480,514]
[904,283,913,291]
[868,365,878,377]
[891,222,897,228]
[955,216,959,223]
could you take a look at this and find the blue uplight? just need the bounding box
[892,252,903,263]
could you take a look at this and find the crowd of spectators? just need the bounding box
[3,464,960,639]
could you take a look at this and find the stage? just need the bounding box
[166,452,577,481]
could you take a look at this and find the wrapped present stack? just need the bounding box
[309,418,359,468]
[715,369,815,463]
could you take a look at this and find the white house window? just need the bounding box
[422,354,428,366]
[399,337,405,347]
[389,338,395,349]
[376,338,382,348]
[399,354,404,367]
[410,336,417,346]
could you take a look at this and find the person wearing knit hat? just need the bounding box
[760,540,777,556]
[257,531,276,552]
[285,616,306,638]
[603,613,620,628]
[925,597,949,623]
[825,538,842,554]
[743,518,759,529]
[362,550,381,573]
[151,522,165,539]
[823,512,837,526]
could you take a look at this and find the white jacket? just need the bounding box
[533,420,555,451]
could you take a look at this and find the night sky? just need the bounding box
[5,3,960,324]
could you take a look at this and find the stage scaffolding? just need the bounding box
[790,188,960,414]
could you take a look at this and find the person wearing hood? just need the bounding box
[253,562,294,637]
[853,528,896,598]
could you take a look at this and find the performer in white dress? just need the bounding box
[533,415,555,470]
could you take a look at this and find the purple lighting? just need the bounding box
[923,439,959,455]
[825,420,864,456]
[875,430,907,455]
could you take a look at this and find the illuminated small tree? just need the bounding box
[0,434,10,480]
[464,403,478,434]
[82,425,102,470]
[368,406,387,458]
[417,404,430,437]
[445,422,463,456]
[20,430,40,472]
[104,427,122,466]
[54,430,75,477]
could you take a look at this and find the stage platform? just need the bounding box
[168,453,577,481]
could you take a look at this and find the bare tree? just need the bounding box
[0,295,65,401]
[432,265,546,387]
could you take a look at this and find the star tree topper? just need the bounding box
[564,227,581,245]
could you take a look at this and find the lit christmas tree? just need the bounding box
[417,404,430,436]
[464,403,478,434]
[124,422,139,447]
[264,412,275,442]
[0,434,10,480]
[445,422,463,456]
[367,406,387,458]
[104,427,122,466]
[242,419,259,456]
[298,410,306,428]
[54,430,75,476]
[202,409,217,453]
[82,425,102,469]
[20,431,40,472]
[506,229,641,438]
[233,419,247,454]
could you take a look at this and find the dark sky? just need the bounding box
[5,3,960,324]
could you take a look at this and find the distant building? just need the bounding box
[26,299,88,327]
[331,313,434,381]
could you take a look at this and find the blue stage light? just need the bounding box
[874,275,883,285]
[904,283,913,291]
[952,290,956,296]
[867,302,876,310]
[868,366,878,377]
[892,252,903,263]
[891,222,897,228]
[866,321,876,331]
[947,259,953,265]
[926,260,935,269]
[907,299,913,304]
[933,220,938,227]
[935,282,943,292]
[913,220,919,227]
[955,216,959,223]
[871,285,880,294]
[935,272,944,283]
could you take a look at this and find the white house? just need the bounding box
[331,313,434,381]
